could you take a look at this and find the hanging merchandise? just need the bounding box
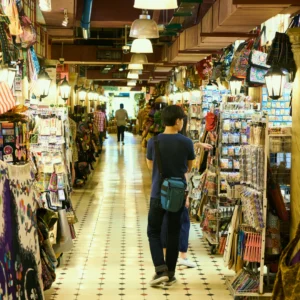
[4,0,22,36]
[247,27,270,86]
[0,161,44,300]
[0,81,16,114]
[272,222,300,300]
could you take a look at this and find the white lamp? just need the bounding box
[38,68,52,100]
[130,11,159,39]
[128,63,143,70]
[59,76,71,102]
[127,80,137,86]
[128,71,139,79]
[131,38,153,53]
[131,53,148,64]
[78,86,87,102]
[264,66,287,100]
[229,76,243,96]
[134,0,178,10]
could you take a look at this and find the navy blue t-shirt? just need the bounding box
[147,133,195,199]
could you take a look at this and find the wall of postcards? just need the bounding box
[262,85,292,127]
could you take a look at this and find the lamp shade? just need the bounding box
[130,53,148,64]
[134,0,178,10]
[59,76,71,101]
[38,68,51,99]
[127,71,139,79]
[229,76,243,96]
[88,88,94,101]
[131,38,153,53]
[78,87,87,102]
[128,63,143,70]
[127,80,137,86]
[130,13,159,39]
[264,66,286,100]
[182,91,190,102]
[0,66,16,89]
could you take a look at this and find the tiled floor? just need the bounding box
[45,134,234,300]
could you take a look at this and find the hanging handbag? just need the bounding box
[247,27,270,86]
[272,222,300,300]
[154,136,186,213]
[232,39,254,79]
[19,15,37,48]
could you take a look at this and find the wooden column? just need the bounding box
[287,28,300,240]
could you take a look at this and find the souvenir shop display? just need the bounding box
[224,115,272,296]
[262,86,292,127]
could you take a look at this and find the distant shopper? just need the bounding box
[93,105,106,154]
[115,104,128,145]
[146,105,195,287]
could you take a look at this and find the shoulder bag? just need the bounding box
[247,26,270,86]
[154,136,186,212]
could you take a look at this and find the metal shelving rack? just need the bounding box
[225,114,272,298]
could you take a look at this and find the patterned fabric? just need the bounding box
[0,82,15,114]
[94,111,105,132]
[0,161,44,300]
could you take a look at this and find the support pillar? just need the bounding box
[287,28,300,239]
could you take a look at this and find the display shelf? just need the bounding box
[225,277,273,298]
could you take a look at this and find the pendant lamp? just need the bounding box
[229,76,243,96]
[191,88,200,98]
[38,68,52,100]
[127,71,139,79]
[78,86,87,102]
[131,53,148,64]
[264,66,287,100]
[128,63,143,70]
[59,76,71,101]
[134,0,178,10]
[130,11,159,39]
[131,38,153,53]
[182,90,190,102]
[127,80,137,86]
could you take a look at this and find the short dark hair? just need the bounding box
[96,105,101,110]
[120,103,124,109]
[161,105,185,126]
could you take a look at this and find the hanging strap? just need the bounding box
[153,136,164,179]
[253,26,266,50]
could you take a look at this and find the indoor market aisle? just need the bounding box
[45,134,234,300]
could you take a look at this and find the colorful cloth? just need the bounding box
[0,161,44,300]
[94,111,105,132]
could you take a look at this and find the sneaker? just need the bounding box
[164,276,177,286]
[149,273,169,286]
[178,258,196,268]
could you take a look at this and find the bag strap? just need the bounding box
[253,26,266,50]
[153,136,164,179]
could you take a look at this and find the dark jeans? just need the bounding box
[161,207,190,253]
[99,132,105,150]
[117,126,125,142]
[147,197,184,276]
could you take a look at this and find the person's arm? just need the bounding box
[187,160,193,173]
[194,142,213,151]
[146,138,154,170]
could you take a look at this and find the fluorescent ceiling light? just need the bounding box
[134,0,178,10]
[131,38,153,53]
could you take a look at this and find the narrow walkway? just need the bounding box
[45,134,233,300]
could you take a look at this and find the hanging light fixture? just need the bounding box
[174,90,182,103]
[134,0,178,10]
[128,63,143,70]
[39,0,51,11]
[38,68,52,100]
[127,80,137,86]
[264,66,287,100]
[182,90,190,102]
[131,38,153,53]
[229,76,243,96]
[127,71,139,79]
[78,86,87,103]
[58,76,71,102]
[0,65,17,89]
[130,53,148,64]
[130,10,159,39]
[191,88,201,99]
